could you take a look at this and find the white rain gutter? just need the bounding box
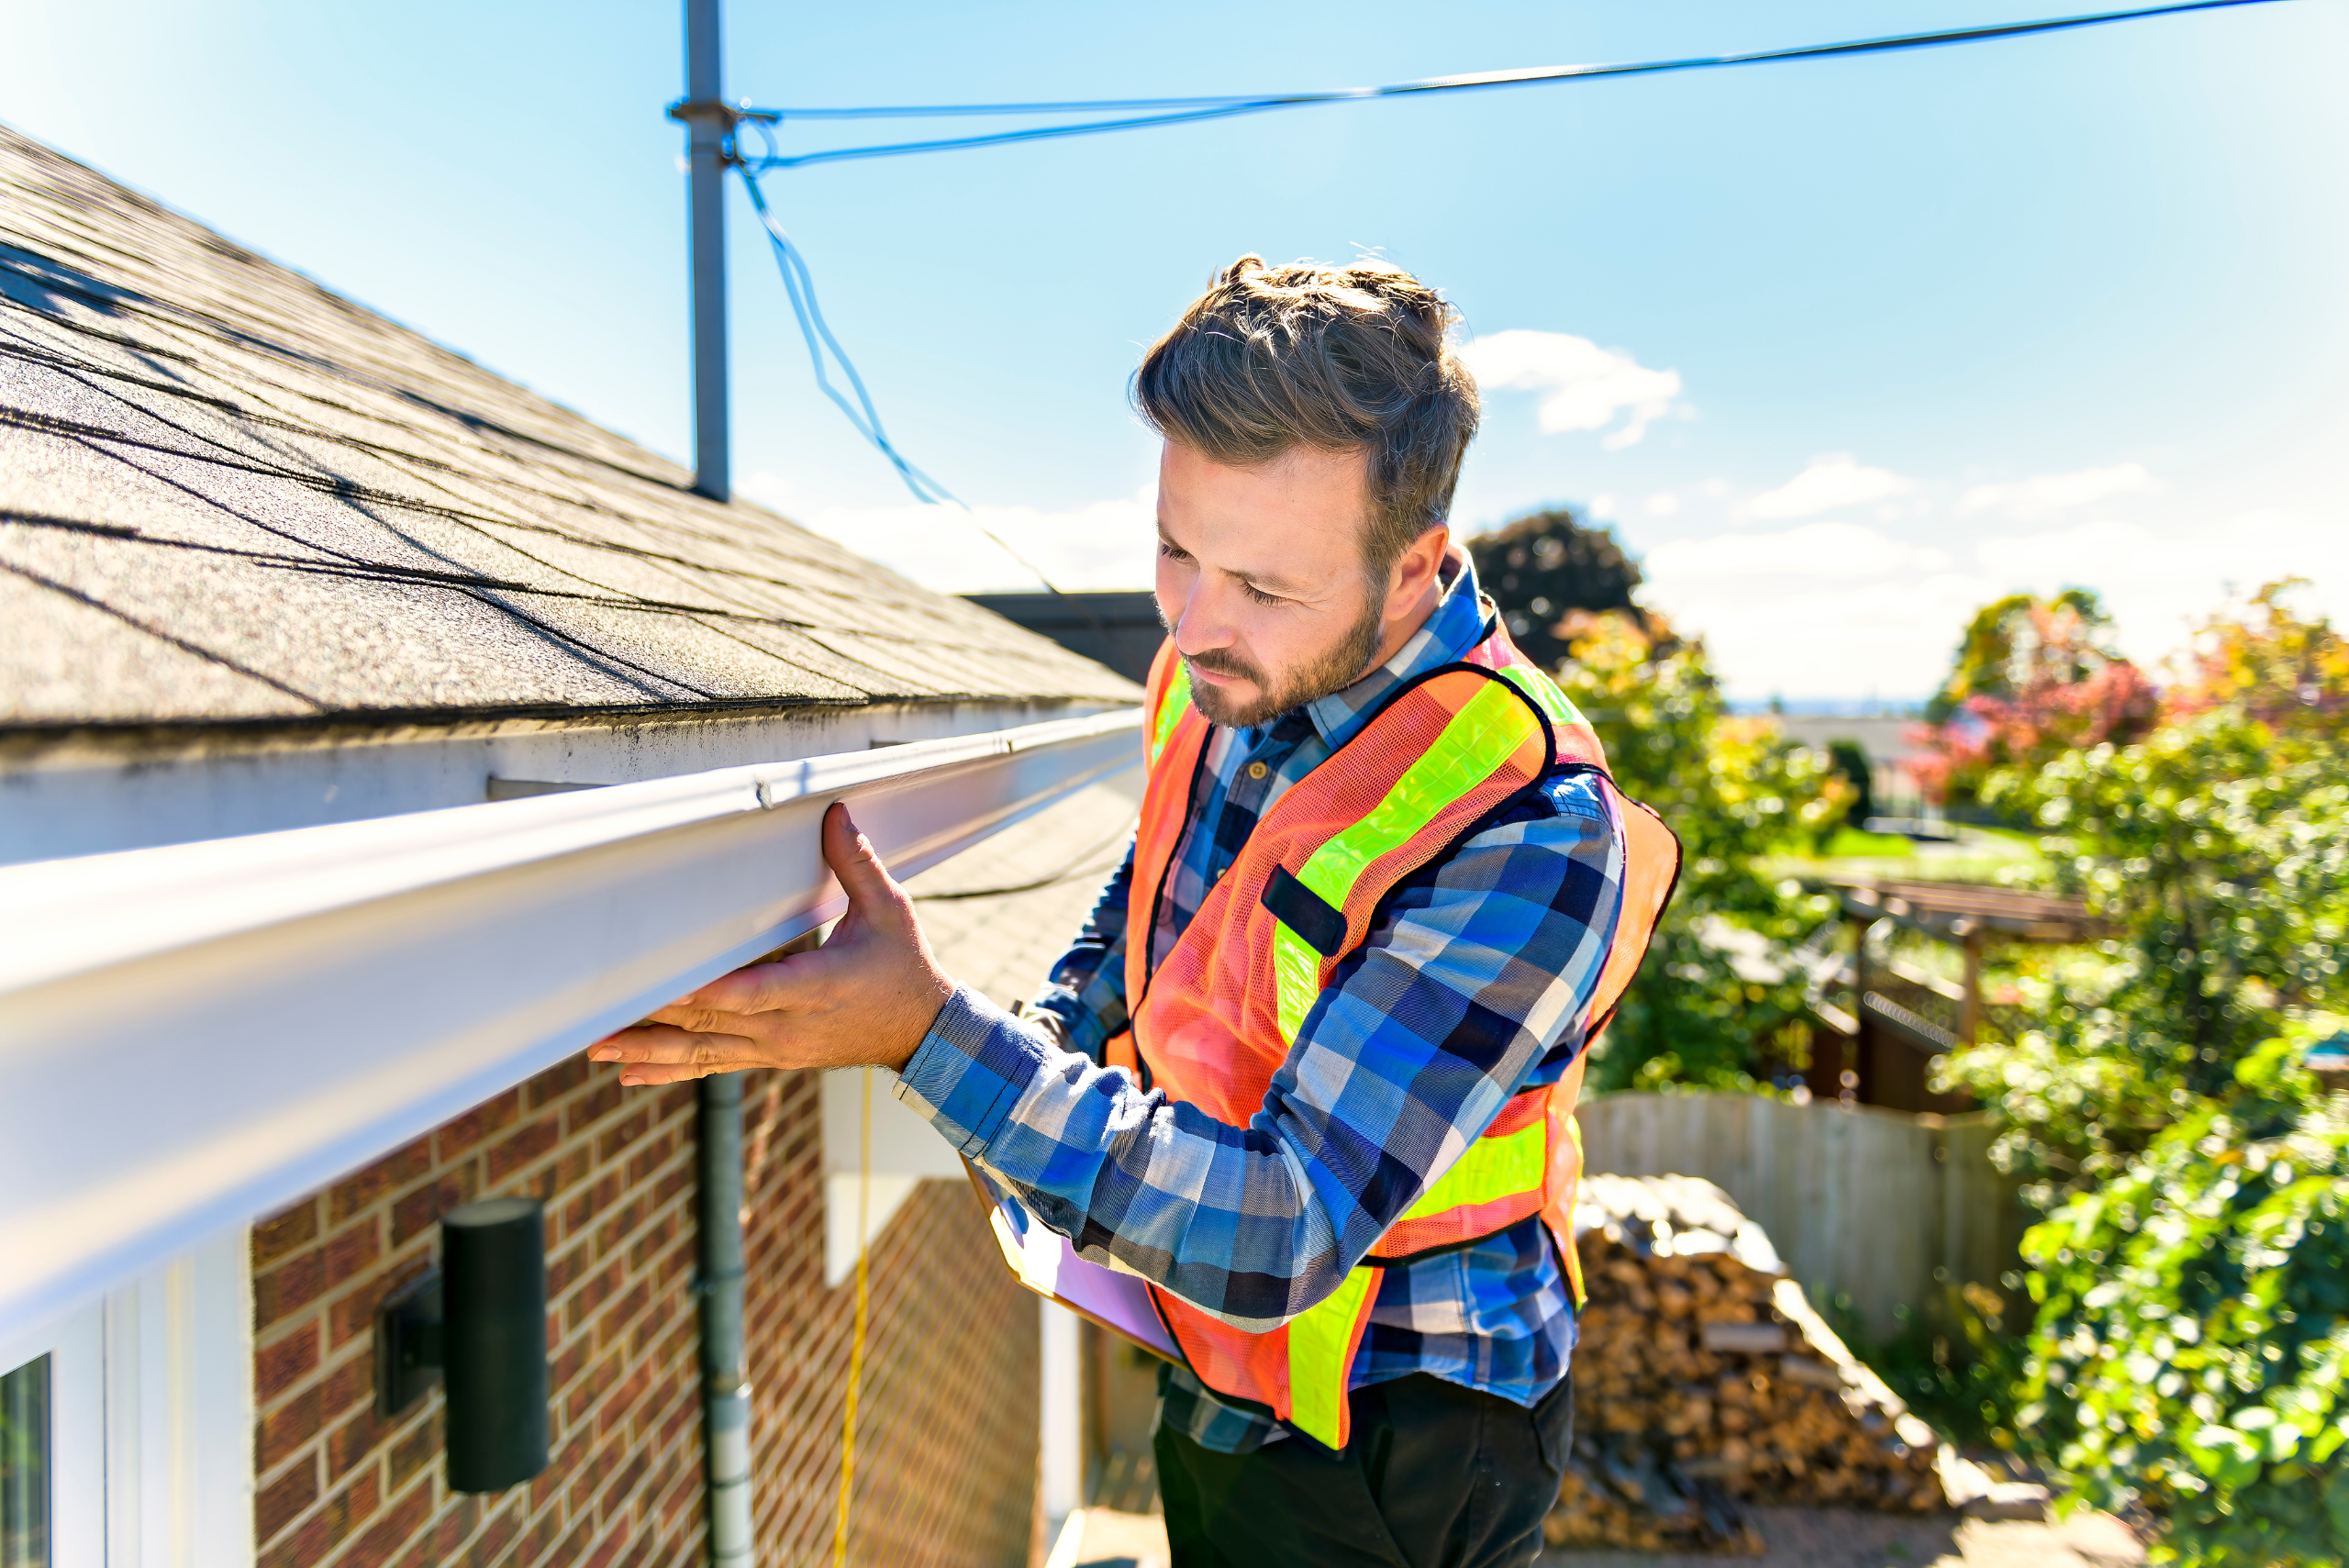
[0,706,1141,1340]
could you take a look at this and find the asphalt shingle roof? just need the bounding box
[0,127,1141,729]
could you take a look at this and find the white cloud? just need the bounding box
[743,473,1156,593]
[1644,493,1680,517]
[1456,329,1683,450]
[1956,462,2154,519]
[1587,494,1620,520]
[1742,454,1914,521]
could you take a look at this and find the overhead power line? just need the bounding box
[738,0,2289,171]
[735,157,1069,588]
[719,0,2288,547]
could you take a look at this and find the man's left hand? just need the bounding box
[587,802,953,1085]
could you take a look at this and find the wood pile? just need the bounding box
[1543,1175,1946,1554]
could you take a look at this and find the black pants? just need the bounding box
[1154,1374,1573,1568]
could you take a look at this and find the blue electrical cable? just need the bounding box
[735,158,1066,587]
[722,0,2288,566]
[739,0,2289,169]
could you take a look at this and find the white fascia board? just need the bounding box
[0,706,1141,1339]
[0,697,1108,866]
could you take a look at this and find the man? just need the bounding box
[592,256,1674,1568]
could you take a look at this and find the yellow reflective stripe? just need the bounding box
[1285,1264,1378,1448]
[1396,1115,1548,1224]
[1271,920,1322,1044]
[1269,680,1541,1042]
[1149,659,1193,764]
[1565,1117,1587,1307]
[1495,661,1588,729]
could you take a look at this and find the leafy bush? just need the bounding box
[1943,593,2349,1201]
[1929,584,2349,1560]
[2018,1034,2349,1566]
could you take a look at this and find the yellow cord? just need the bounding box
[832,1066,873,1567]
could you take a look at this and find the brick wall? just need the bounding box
[249,1057,1043,1568]
[249,1059,706,1568]
[739,1067,1041,1567]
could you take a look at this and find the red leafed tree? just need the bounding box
[1907,591,2157,807]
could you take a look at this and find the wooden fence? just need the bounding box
[1574,1093,2028,1340]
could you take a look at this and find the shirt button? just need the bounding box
[1246,762,1269,781]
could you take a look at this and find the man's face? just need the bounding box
[1153,440,1388,729]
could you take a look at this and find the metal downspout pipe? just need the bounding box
[699,1072,755,1565]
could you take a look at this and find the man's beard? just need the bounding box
[1172,596,1386,729]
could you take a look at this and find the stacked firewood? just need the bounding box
[1543,1175,1947,1554]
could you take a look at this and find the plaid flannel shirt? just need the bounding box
[895,554,1624,1452]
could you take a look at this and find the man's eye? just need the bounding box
[1158,540,1191,562]
[1241,583,1288,606]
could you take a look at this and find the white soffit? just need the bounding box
[0,707,1141,1338]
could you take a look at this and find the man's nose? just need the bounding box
[1167,578,1239,659]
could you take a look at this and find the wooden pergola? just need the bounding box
[1803,878,2110,1114]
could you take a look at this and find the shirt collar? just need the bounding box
[1295,548,1490,751]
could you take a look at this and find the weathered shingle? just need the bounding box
[0,127,1141,729]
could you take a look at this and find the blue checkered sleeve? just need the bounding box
[1021,843,1134,1065]
[895,773,1625,1333]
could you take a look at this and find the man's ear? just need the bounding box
[1384,524,1452,618]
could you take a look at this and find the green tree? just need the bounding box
[1466,506,1645,674]
[1548,612,1848,1091]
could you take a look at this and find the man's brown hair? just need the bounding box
[1133,255,1481,579]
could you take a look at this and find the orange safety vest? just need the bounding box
[1106,619,1679,1451]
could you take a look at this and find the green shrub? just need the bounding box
[2018,1032,2349,1565]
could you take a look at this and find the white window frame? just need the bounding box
[0,1228,252,1568]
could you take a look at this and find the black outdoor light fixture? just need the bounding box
[375,1195,551,1493]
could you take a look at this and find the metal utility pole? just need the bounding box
[671,21,754,1564]
[673,0,730,501]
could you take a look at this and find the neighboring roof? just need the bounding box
[962,590,1163,685]
[0,127,1139,733]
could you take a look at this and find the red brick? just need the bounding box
[325,1400,387,1482]
[389,1183,441,1249]
[562,1258,625,1333]
[321,1217,381,1291]
[578,1516,629,1568]
[462,1497,522,1567]
[254,1199,322,1268]
[333,1473,434,1568]
[435,1091,520,1162]
[594,1106,651,1163]
[259,1466,379,1568]
[257,1383,323,1472]
[596,1281,651,1351]
[256,1458,319,1546]
[318,1351,376,1423]
[566,1077,626,1138]
[386,1409,439,1493]
[621,1129,675,1188]
[254,1249,328,1330]
[328,1256,430,1351]
[485,1112,562,1185]
[256,1324,319,1404]
[328,1137,435,1225]
[595,1362,653,1440]
[524,1053,592,1110]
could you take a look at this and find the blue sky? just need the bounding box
[4,0,2343,701]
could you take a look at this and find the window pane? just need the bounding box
[0,1354,47,1568]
